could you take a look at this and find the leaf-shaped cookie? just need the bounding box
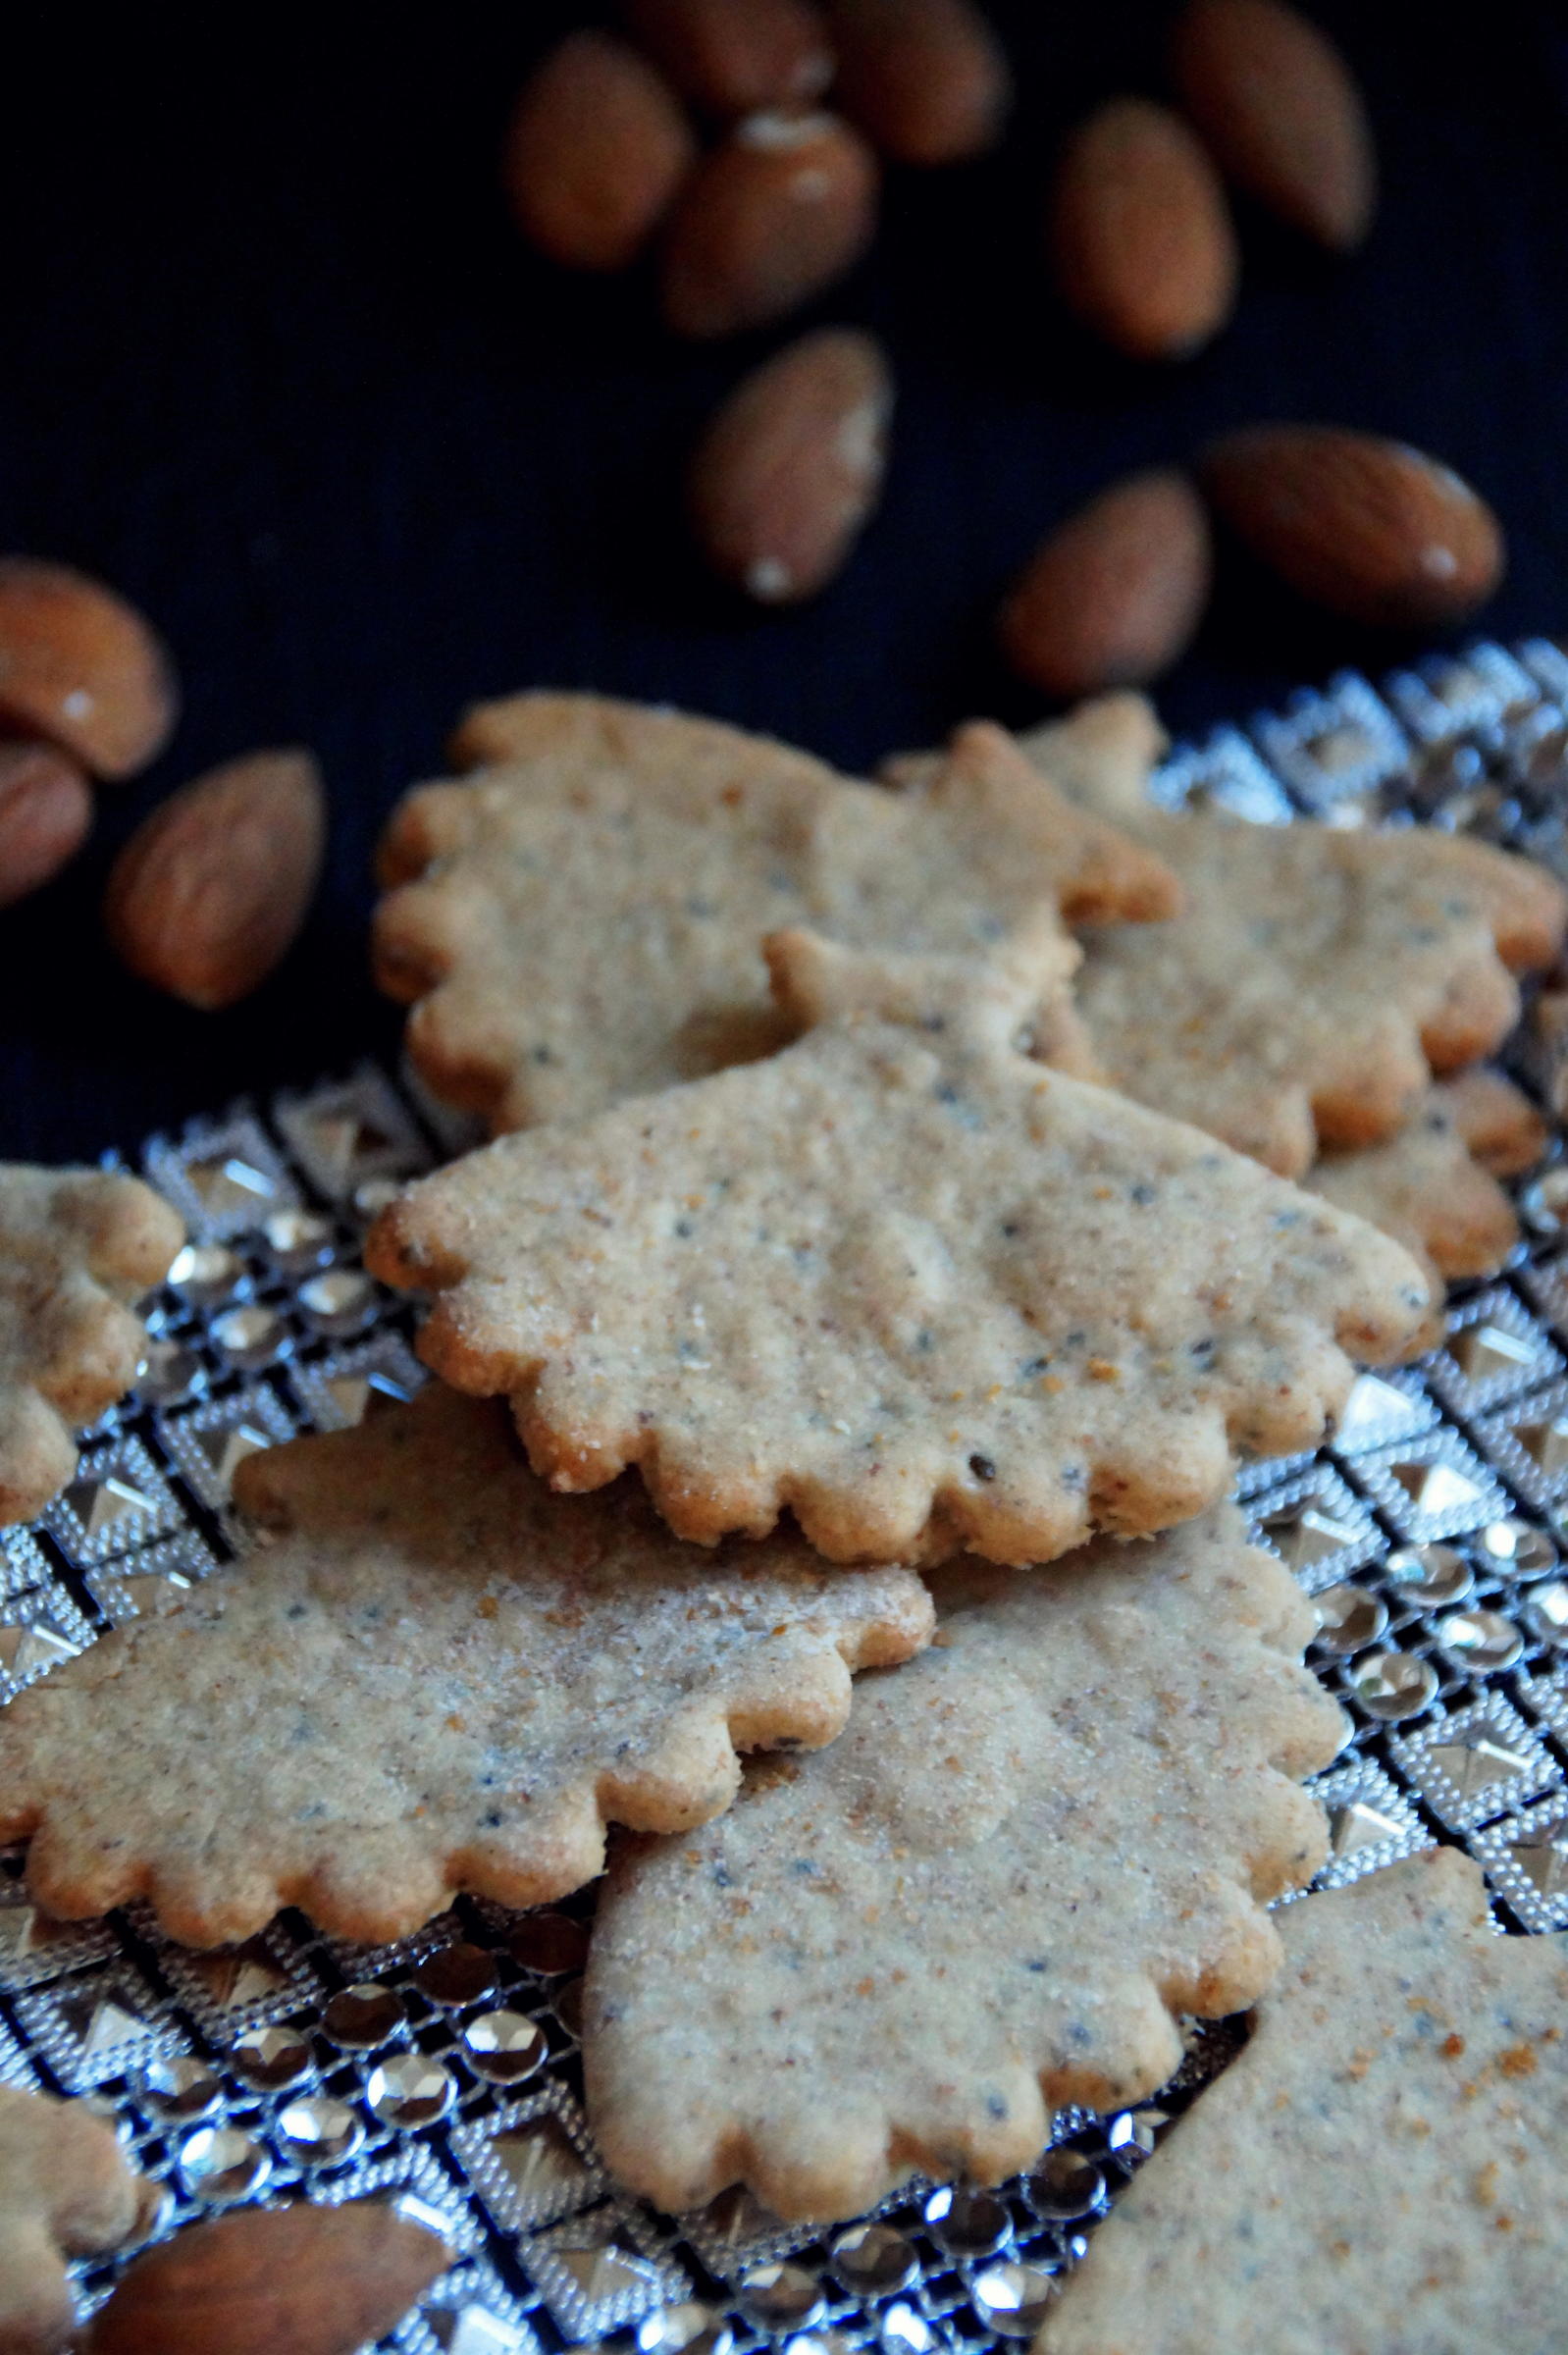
[583,1504,1344,2222]
[0,2084,157,2353]
[374,693,1175,1130]
[0,1385,931,1947]
[1001,694,1568,1176]
[1042,1847,1568,2355]
[367,930,1431,1566]
[0,1166,184,1524]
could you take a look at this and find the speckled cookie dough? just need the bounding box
[582,1505,1344,2223]
[0,1166,184,1525]
[1040,1846,1568,2355]
[373,692,1176,1131]
[0,2084,158,2353]
[367,930,1432,1566]
[0,1385,931,1949]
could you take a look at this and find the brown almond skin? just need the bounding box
[503,30,698,272]
[1000,469,1213,700]
[104,749,326,1010]
[1050,97,1239,361]
[0,742,93,907]
[623,0,834,116]
[1201,425,1505,629]
[85,2201,449,2355]
[0,558,178,781]
[690,327,893,602]
[1172,0,1376,251]
[661,109,879,338]
[828,0,1012,164]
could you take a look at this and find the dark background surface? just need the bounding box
[5,1,1568,1161]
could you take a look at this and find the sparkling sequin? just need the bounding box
[1384,1544,1473,1607]
[367,2054,454,2127]
[180,2124,270,2202]
[639,2302,735,2355]
[1314,1586,1387,1653]
[1029,2148,1106,2218]
[1437,1609,1524,1671]
[464,2011,548,2084]
[416,1944,499,2009]
[230,2022,313,2090]
[139,2055,222,2120]
[925,2183,1011,2254]
[322,1982,403,2047]
[1350,1650,1439,1720]
[970,2264,1056,2336]
[1525,1580,1568,1645]
[739,2265,823,2331]
[275,2094,363,2168]
[831,2224,917,2294]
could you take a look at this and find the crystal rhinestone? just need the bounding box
[230,2022,313,2091]
[297,1269,376,1332]
[1448,1323,1543,1382]
[1510,1825,1568,1899]
[133,1339,201,1401]
[638,2303,734,2355]
[1523,1168,1568,1233]
[187,1416,276,1494]
[879,2307,934,2355]
[555,2238,663,2309]
[167,1242,244,1298]
[1478,1520,1556,1573]
[1314,1585,1387,1653]
[367,2053,453,2127]
[429,2308,528,2355]
[211,1304,285,1366]
[1388,1460,1485,1517]
[186,1941,290,2012]
[464,2010,547,2084]
[0,1618,78,1679]
[1437,1609,1524,1671]
[416,1943,499,2008]
[1524,1581,1568,1645]
[1351,1650,1439,1720]
[1328,1798,1409,1856]
[1258,1502,1361,1572]
[970,2263,1056,2337]
[183,1152,279,1222]
[491,2113,591,2212]
[322,1982,403,2047]
[830,2224,916,2294]
[1106,2110,1166,2157]
[180,2123,270,2203]
[62,1472,157,1541]
[1333,1375,1420,1446]
[1384,1544,1473,1607]
[1427,1728,1534,1799]
[138,2054,222,2120]
[553,1975,584,2037]
[1029,2147,1106,2218]
[924,2182,1011,2254]
[510,1911,590,1975]
[785,2335,858,2355]
[263,1209,335,1267]
[738,2264,823,2331]
[276,2093,363,2168]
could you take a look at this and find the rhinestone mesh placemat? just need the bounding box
[16,638,1568,2351]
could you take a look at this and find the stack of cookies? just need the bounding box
[1,685,1565,2346]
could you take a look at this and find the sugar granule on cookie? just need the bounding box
[0,1385,931,1948]
[367,929,1432,1566]
[0,1166,184,1525]
[373,692,1176,1130]
[1039,1846,1568,2355]
[583,1504,1344,2222]
[992,693,1568,1177]
[0,2083,158,2353]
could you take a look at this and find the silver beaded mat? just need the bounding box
[14,634,1568,2352]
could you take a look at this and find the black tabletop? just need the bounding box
[5,2,1568,1163]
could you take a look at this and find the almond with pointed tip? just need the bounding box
[1172,0,1376,251]
[1201,425,1504,629]
[1000,470,1213,699]
[1051,97,1239,360]
[661,109,879,338]
[828,0,1011,164]
[0,559,177,781]
[622,0,834,116]
[0,743,93,907]
[503,30,697,272]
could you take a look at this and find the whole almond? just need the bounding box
[1201,425,1504,628]
[999,469,1213,699]
[690,328,893,602]
[85,2199,448,2355]
[0,743,93,907]
[104,749,326,1010]
[828,0,1011,164]
[1050,96,1238,361]
[1172,0,1375,251]
[623,0,834,116]
[503,30,697,272]
[0,558,177,781]
[660,109,879,338]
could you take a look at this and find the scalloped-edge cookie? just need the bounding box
[367,929,1432,1566]
[582,1503,1344,2222]
[373,692,1176,1131]
[0,2083,158,2352]
[0,1385,931,1948]
[0,1166,184,1525]
[1040,1847,1568,2355]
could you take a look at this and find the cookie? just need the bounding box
[0,2083,158,2352]
[1040,1847,1568,2355]
[0,1166,184,1525]
[582,1503,1344,2222]
[0,1385,931,1947]
[367,928,1431,1566]
[997,694,1568,1176]
[374,692,1176,1130]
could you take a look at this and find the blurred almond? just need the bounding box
[623,0,834,116]
[85,2199,448,2355]
[0,743,93,908]
[0,558,177,781]
[1000,469,1213,699]
[1051,96,1238,360]
[661,109,879,337]
[828,0,1011,164]
[690,327,893,602]
[104,748,326,1010]
[1200,425,1504,628]
[503,30,697,271]
[1172,0,1375,251]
